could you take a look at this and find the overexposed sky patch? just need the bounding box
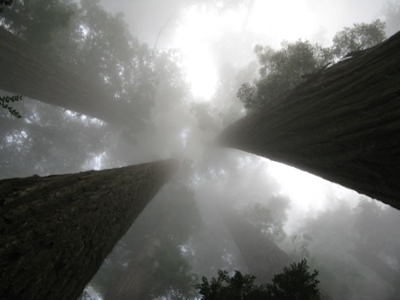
[173,6,246,99]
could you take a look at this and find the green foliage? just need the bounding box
[238,40,332,110]
[291,233,313,259]
[243,202,287,243]
[239,20,387,110]
[148,241,198,300]
[196,259,321,300]
[196,270,264,300]
[0,94,22,118]
[266,260,321,300]
[332,20,386,58]
[0,0,74,44]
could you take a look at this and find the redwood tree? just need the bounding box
[0,159,178,300]
[0,26,138,128]
[220,207,332,300]
[219,31,400,210]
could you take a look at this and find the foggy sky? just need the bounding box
[2,0,400,299]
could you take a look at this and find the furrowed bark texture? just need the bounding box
[219,31,400,209]
[0,159,178,300]
[220,208,332,300]
[0,27,138,128]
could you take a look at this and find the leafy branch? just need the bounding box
[0,94,23,118]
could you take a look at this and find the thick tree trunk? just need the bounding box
[0,159,178,300]
[219,31,400,210]
[0,27,138,128]
[220,208,333,300]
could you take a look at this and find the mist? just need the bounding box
[1,0,400,299]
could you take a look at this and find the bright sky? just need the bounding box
[172,0,384,220]
[172,0,385,99]
[173,0,320,99]
[267,160,361,233]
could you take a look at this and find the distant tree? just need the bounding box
[266,259,321,300]
[196,259,321,300]
[332,20,386,58]
[0,159,178,300]
[0,0,161,130]
[0,0,74,44]
[237,40,332,110]
[93,183,201,300]
[220,206,292,285]
[383,0,400,36]
[237,20,386,110]
[243,202,287,243]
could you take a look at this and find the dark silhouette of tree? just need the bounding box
[0,159,178,300]
[220,206,332,300]
[266,259,321,300]
[196,259,321,300]
[219,30,400,210]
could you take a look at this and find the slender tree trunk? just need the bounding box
[220,207,292,284]
[220,208,333,300]
[105,237,160,300]
[219,31,400,210]
[0,159,178,300]
[350,246,399,288]
[0,27,138,128]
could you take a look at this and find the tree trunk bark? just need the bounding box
[219,31,400,210]
[0,27,139,129]
[0,159,178,300]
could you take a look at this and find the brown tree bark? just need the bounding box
[0,27,139,128]
[0,159,178,300]
[219,31,400,210]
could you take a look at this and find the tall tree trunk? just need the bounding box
[350,246,399,289]
[0,27,138,128]
[105,236,160,300]
[219,31,400,210]
[220,207,292,284]
[220,208,333,300]
[0,159,178,300]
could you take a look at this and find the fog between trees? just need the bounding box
[1,0,400,299]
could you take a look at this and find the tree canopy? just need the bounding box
[237,20,386,110]
[196,259,321,300]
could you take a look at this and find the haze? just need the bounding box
[1,0,399,299]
